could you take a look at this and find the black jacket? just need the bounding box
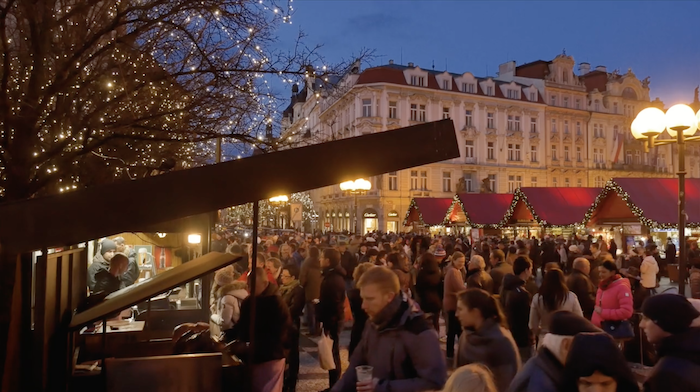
[501,274,534,348]
[645,327,700,392]
[347,288,368,357]
[281,284,305,322]
[92,270,122,295]
[317,266,347,327]
[231,283,291,364]
[340,251,358,282]
[566,269,596,320]
[415,267,442,314]
[507,348,564,392]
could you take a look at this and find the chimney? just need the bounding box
[498,61,516,77]
[595,65,607,72]
[408,62,414,67]
[578,63,590,75]
[388,59,394,65]
[291,83,299,95]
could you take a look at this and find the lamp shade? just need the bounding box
[339,180,355,191]
[356,178,372,191]
[666,104,698,137]
[630,107,666,140]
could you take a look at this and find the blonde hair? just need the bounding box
[353,262,375,282]
[442,363,497,392]
[469,255,486,270]
[357,265,400,294]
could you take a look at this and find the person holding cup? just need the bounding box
[330,267,446,392]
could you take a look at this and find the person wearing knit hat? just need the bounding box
[86,239,119,292]
[508,311,602,392]
[641,293,700,392]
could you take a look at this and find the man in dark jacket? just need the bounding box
[501,256,535,363]
[339,241,357,291]
[507,311,601,392]
[317,248,347,389]
[87,239,120,292]
[331,267,446,392]
[489,249,513,295]
[279,264,305,392]
[641,293,700,392]
[92,253,129,295]
[566,257,596,319]
[465,255,494,294]
[231,267,291,392]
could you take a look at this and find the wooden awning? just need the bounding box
[504,187,602,227]
[449,193,514,228]
[0,120,459,253]
[403,198,453,226]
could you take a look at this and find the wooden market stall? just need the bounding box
[445,193,514,238]
[403,197,454,234]
[0,119,460,392]
[501,187,601,237]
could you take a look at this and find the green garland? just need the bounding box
[448,194,504,229]
[403,198,430,227]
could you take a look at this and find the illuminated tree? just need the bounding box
[224,191,318,229]
[0,0,369,201]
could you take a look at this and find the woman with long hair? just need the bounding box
[442,363,498,392]
[592,261,633,329]
[529,269,583,344]
[415,253,443,331]
[456,289,520,392]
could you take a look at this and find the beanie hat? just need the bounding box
[642,294,700,334]
[549,310,602,336]
[214,265,236,286]
[434,245,446,257]
[100,239,117,256]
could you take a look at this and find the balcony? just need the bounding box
[465,157,476,164]
[611,163,664,173]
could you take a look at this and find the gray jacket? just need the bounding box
[507,348,564,392]
[331,297,447,392]
[457,318,521,392]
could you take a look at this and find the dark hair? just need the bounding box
[457,288,507,328]
[508,245,517,255]
[367,248,379,257]
[377,250,388,260]
[282,264,300,280]
[308,246,320,259]
[420,253,440,273]
[491,249,505,263]
[513,256,532,276]
[563,333,639,392]
[600,260,619,274]
[387,252,409,272]
[538,269,569,312]
[323,248,341,268]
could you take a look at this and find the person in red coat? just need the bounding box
[592,261,634,328]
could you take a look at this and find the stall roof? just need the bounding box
[505,187,602,227]
[451,193,514,228]
[586,178,700,228]
[403,198,453,226]
[0,120,459,253]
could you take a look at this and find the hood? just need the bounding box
[374,296,424,332]
[657,327,700,365]
[606,276,631,290]
[502,273,524,291]
[322,265,347,278]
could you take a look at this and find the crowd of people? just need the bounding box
[207,230,700,392]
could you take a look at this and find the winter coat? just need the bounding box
[87,253,112,292]
[443,264,465,312]
[122,247,140,287]
[279,282,305,322]
[300,257,322,301]
[217,281,249,330]
[490,261,514,295]
[229,283,291,364]
[566,269,596,319]
[501,274,534,348]
[340,250,358,282]
[316,266,346,327]
[291,251,304,268]
[331,297,447,392]
[690,267,700,300]
[529,291,583,340]
[347,288,367,357]
[665,243,677,266]
[466,268,494,294]
[641,255,659,289]
[644,327,700,392]
[457,318,521,392]
[591,277,634,327]
[415,266,443,314]
[507,348,565,392]
[92,270,122,295]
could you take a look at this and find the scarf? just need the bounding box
[599,274,621,290]
[278,279,300,298]
[372,295,403,331]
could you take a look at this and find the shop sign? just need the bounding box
[387,211,399,217]
[363,212,377,218]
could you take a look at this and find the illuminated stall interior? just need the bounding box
[403,197,454,234]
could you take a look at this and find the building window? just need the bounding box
[465,110,473,127]
[419,105,426,122]
[531,176,537,187]
[530,92,536,101]
[599,125,605,138]
[411,75,425,86]
[507,89,520,99]
[487,142,495,160]
[420,170,428,190]
[576,146,582,162]
[550,95,557,106]
[442,107,450,119]
[593,148,600,163]
[552,144,558,161]
[508,143,521,161]
[593,124,599,138]
[388,171,398,190]
[410,170,418,189]
[563,97,569,108]
[508,176,516,193]
[576,121,582,135]
[465,140,475,159]
[564,146,570,161]
[462,83,475,93]
[565,178,570,187]
[362,99,372,117]
[625,151,632,164]
[575,98,581,109]
[594,99,601,111]
[507,115,521,131]
[388,101,397,119]
[487,112,495,129]
[595,176,605,187]
[442,171,452,192]
[634,150,641,165]
[577,179,582,187]
[488,174,497,193]
[486,86,493,96]
[410,104,418,121]
[552,177,558,186]
[442,80,449,90]
[564,120,569,134]
[551,119,557,133]
[530,117,537,133]
[613,102,619,114]
[531,145,538,162]
[464,172,474,192]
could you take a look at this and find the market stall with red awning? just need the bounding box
[503,187,602,227]
[446,193,514,228]
[403,197,454,227]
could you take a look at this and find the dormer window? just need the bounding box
[507,89,520,99]
[486,86,494,96]
[529,92,537,101]
[462,83,476,93]
[442,80,450,90]
[410,75,425,87]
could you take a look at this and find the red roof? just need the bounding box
[511,187,601,227]
[404,198,453,226]
[454,193,514,227]
[579,70,610,92]
[590,178,700,227]
[515,60,551,79]
[356,67,409,86]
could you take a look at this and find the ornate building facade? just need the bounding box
[281,54,690,233]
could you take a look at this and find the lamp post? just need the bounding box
[339,178,372,234]
[269,195,289,229]
[631,104,700,295]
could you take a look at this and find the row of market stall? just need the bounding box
[404,177,700,249]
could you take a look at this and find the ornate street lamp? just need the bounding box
[269,195,289,229]
[631,104,700,295]
[339,178,372,234]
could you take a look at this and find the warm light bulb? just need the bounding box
[666,104,698,137]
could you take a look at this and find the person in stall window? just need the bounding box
[92,252,129,295]
[112,236,140,287]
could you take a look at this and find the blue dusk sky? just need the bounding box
[275,1,700,106]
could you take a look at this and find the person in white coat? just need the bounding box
[641,244,660,294]
[529,269,583,345]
